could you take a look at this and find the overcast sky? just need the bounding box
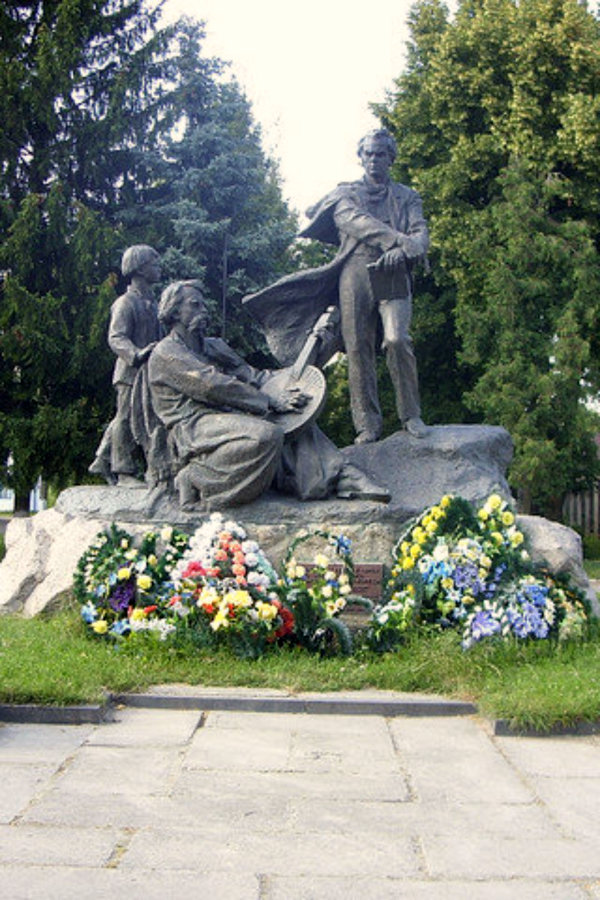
[166,0,415,219]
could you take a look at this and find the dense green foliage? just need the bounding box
[0,1,294,504]
[378,0,600,513]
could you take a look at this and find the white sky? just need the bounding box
[165,0,414,219]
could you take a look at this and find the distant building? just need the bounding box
[0,479,46,513]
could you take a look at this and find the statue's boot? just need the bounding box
[336,464,390,503]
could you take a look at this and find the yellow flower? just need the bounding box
[117,567,131,581]
[130,608,147,621]
[421,514,432,528]
[440,495,452,508]
[492,531,504,545]
[510,530,524,548]
[487,493,502,511]
[210,610,230,631]
[314,553,329,568]
[147,554,158,567]
[137,574,153,592]
[501,511,515,526]
[295,565,306,578]
[441,577,454,591]
[120,539,129,549]
[430,505,444,520]
[340,583,352,595]
[339,573,349,585]
[91,619,108,634]
[412,526,425,543]
[478,508,489,521]
[425,520,438,534]
[256,601,277,621]
[400,541,410,556]
[160,526,173,542]
[224,589,252,608]
[410,544,422,559]
[406,584,415,595]
[402,557,415,570]
[480,555,492,569]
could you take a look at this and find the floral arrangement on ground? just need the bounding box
[370,493,592,651]
[73,494,594,659]
[74,515,357,658]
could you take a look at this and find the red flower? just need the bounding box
[182,561,206,579]
[168,595,182,606]
[272,600,295,639]
[144,605,158,614]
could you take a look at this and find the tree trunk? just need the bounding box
[13,490,30,515]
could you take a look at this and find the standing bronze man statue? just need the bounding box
[89,244,162,485]
[244,127,429,444]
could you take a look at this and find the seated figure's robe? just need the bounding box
[148,331,342,508]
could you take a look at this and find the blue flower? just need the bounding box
[508,601,549,639]
[520,583,549,607]
[453,563,485,596]
[335,534,352,556]
[110,620,131,636]
[81,602,97,623]
[470,609,501,642]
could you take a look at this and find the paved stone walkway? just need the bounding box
[1,703,600,898]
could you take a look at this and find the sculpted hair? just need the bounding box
[121,244,159,278]
[158,280,204,327]
[357,128,397,163]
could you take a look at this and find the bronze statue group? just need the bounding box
[89,129,430,511]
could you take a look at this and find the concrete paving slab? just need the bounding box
[0,864,260,899]
[421,834,600,880]
[495,734,600,776]
[268,876,591,899]
[0,722,95,763]
[170,767,412,802]
[0,763,59,823]
[43,744,184,796]
[0,823,119,867]
[119,827,423,878]
[525,776,600,841]
[85,707,203,747]
[184,719,292,771]
[287,796,559,839]
[389,716,535,803]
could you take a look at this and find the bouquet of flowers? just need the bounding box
[370,493,590,650]
[163,513,290,658]
[73,524,190,641]
[274,531,360,655]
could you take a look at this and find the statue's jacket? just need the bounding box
[108,285,161,386]
[243,178,429,366]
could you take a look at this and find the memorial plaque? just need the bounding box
[302,562,384,600]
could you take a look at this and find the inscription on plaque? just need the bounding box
[302,562,384,601]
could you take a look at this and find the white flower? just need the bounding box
[432,542,450,562]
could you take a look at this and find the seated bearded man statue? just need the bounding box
[147,280,390,510]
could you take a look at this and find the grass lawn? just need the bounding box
[584,558,600,580]
[1,603,599,732]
